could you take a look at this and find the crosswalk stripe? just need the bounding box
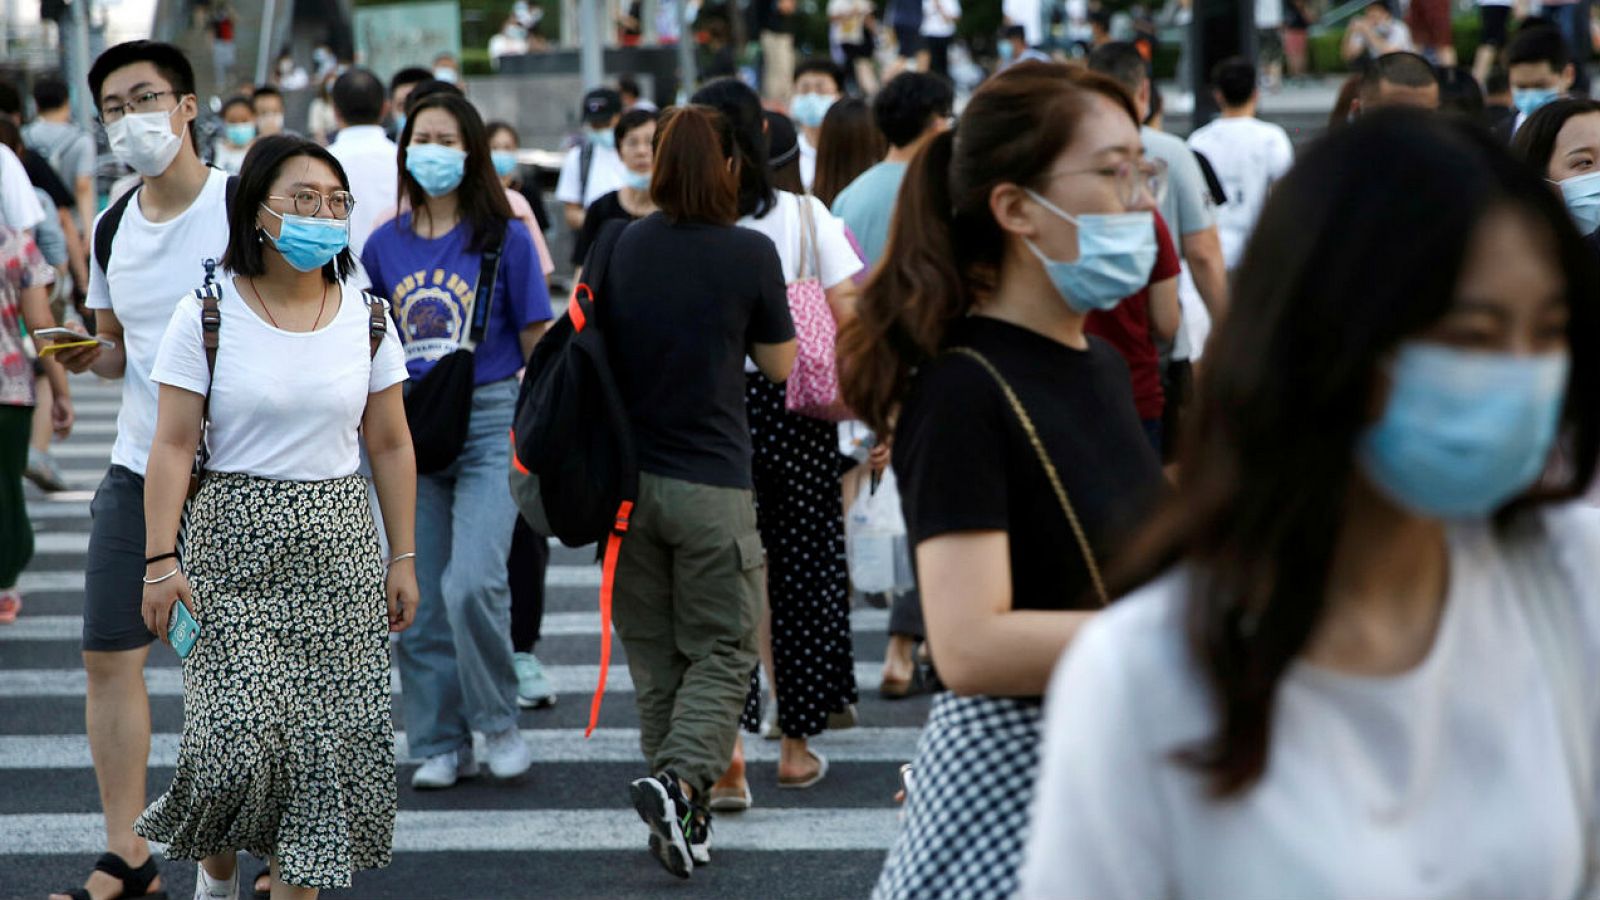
[0,663,887,698]
[39,443,116,460]
[57,421,117,436]
[56,402,121,416]
[22,500,94,519]
[0,808,901,855]
[0,608,892,641]
[0,726,919,770]
[18,565,605,590]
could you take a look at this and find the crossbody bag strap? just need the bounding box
[462,226,507,352]
[198,284,222,422]
[946,346,1109,606]
[794,195,815,283]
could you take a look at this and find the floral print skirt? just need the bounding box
[134,472,397,890]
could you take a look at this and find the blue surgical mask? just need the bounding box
[225,122,257,146]
[1023,189,1156,314]
[1514,87,1560,117]
[406,143,467,196]
[790,92,836,128]
[587,128,616,150]
[1558,170,1600,236]
[492,150,519,177]
[999,41,1016,63]
[622,169,651,191]
[260,206,349,273]
[394,112,406,134]
[1358,343,1569,520]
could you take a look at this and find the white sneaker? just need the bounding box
[194,862,239,900]
[484,727,533,779]
[411,745,479,790]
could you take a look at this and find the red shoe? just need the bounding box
[0,590,20,624]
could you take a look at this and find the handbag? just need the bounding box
[404,226,506,474]
[783,197,853,421]
[946,346,1109,607]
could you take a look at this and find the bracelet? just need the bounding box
[145,551,178,566]
[142,566,182,585]
[387,551,417,567]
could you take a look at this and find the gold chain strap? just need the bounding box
[946,346,1109,607]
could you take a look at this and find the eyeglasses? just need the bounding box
[266,189,358,220]
[98,90,182,125]
[1049,157,1170,208]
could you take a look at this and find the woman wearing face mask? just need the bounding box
[212,94,256,174]
[1514,97,1600,255]
[837,63,1167,899]
[486,121,553,245]
[1019,110,1600,898]
[571,107,658,277]
[361,92,553,792]
[134,134,418,900]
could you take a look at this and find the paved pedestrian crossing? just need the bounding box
[2,377,928,899]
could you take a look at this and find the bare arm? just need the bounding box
[519,321,550,360]
[750,339,797,383]
[57,209,89,296]
[918,531,1095,697]
[59,308,127,379]
[75,175,95,248]
[20,283,72,436]
[363,383,420,632]
[824,279,858,326]
[1148,275,1180,344]
[139,384,204,640]
[563,202,585,233]
[1181,227,1229,322]
[1342,21,1369,61]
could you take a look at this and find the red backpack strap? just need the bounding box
[586,500,634,738]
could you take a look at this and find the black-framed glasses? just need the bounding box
[266,189,358,220]
[1048,157,1170,208]
[98,90,182,125]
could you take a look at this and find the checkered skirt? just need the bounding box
[872,692,1043,900]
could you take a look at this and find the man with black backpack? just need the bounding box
[554,87,627,232]
[44,41,232,900]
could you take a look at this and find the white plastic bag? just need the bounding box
[847,467,913,595]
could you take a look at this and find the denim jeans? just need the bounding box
[395,377,522,759]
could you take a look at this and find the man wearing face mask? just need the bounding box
[251,84,288,137]
[790,57,845,191]
[327,67,398,255]
[555,87,628,231]
[42,40,232,900]
[1503,25,1575,140]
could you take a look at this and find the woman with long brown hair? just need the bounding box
[813,97,885,209]
[839,61,1168,899]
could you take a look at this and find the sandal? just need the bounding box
[251,867,272,900]
[708,782,754,811]
[879,664,928,701]
[777,750,829,789]
[54,851,168,900]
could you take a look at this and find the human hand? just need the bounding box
[141,568,193,642]
[51,393,74,439]
[46,323,102,373]
[868,441,892,473]
[386,560,419,633]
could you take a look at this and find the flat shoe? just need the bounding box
[778,750,829,789]
[879,665,926,700]
[708,782,753,811]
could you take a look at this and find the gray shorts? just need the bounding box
[84,464,155,651]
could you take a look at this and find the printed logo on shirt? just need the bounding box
[392,267,474,364]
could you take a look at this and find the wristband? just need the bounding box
[145,551,179,566]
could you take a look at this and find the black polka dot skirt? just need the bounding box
[741,373,858,739]
[134,472,397,890]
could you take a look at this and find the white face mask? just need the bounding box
[107,106,185,177]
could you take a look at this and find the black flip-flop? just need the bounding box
[252,866,272,900]
[55,851,169,900]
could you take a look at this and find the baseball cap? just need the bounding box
[582,88,623,126]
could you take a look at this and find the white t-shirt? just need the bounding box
[1186,116,1294,270]
[1003,0,1044,44]
[1255,0,1283,29]
[1020,506,1600,900]
[922,0,961,37]
[151,279,408,482]
[87,168,232,477]
[738,191,863,372]
[327,125,400,257]
[555,143,627,209]
[799,132,818,192]
[0,144,45,233]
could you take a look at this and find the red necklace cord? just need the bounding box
[246,277,329,331]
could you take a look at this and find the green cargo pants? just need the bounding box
[612,472,765,799]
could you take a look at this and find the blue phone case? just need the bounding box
[168,601,199,659]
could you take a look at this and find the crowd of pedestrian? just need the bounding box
[4,5,1600,896]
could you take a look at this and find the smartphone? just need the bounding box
[32,327,116,350]
[167,600,200,659]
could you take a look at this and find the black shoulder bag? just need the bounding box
[404,225,507,474]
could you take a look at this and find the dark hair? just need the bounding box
[398,92,513,251]
[691,78,774,217]
[651,104,739,225]
[618,73,643,99]
[88,41,201,152]
[32,75,70,112]
[1508,23,1569,70]
[813,96,886,207]
[486,119,520,145]
[331,67,385,125]
[873,71,955,148]
[1364,0,1392,12]
[614,107,659,148]
[390,66,433,97]
[221,134,357,282]
[0,81,20,118]
[251,84,284,107]
[1512,96,1600,174]
[1087,41,1150,97]
[839,62,1138,436]
[0,116,22,156]
[1362,51,1439,94]
[1486,65,1511,95]
[1146,84,1165,125]
[405,79,463,114]
[1437,65,1485,116]
[1002,24,1027,42]
[221,95,253,117]
[764,110,804,194]
[1115,111,1600,799]
[1211,56,1257,107]
[1329,73,1363,127]
[794,56,846,93]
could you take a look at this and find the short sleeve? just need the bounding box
[809,196,865,290]
[893,357,1010,541]
[0,146,44,232]
[27,192,67,267]
[1151,212,1181,283]
[1167,143,1216,236]
[359,231,389,301]
[503,220,554,330]
[69,132,97,181]
[554,148,583,205]
[86,211,112,310]
[746,235,794,345]
[1269,129,1295,180]
[370,300,408,393]
[505,190,555,276]
[149,294,211,396]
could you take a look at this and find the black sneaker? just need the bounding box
[629,772,694,878]
[687,807,712,866]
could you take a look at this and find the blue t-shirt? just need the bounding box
[361,214,553,385]
[830,160,908,268]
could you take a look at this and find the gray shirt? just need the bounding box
[1141,125,1214,239]
[23,119,96,185]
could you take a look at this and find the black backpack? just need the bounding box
[94,172,238,276]
[508,219,636,739]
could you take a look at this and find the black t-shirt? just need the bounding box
[23,149,74,210]
[573,191,637,267]
[603,213,794,489]
[894,316,1165,612]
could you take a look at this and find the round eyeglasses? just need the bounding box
[266,189,357,220]
[1047,158,1170,209]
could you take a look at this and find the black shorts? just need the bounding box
[1480,5,1512,47]
[84,464,157,651]
[894,25,923,57]
[840,40,874,64]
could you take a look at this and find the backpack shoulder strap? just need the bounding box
[364,291,389,360]
[197,283,222,420]
[579,142,596,200]
[572,218,629,330]
[93,186,139,276]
